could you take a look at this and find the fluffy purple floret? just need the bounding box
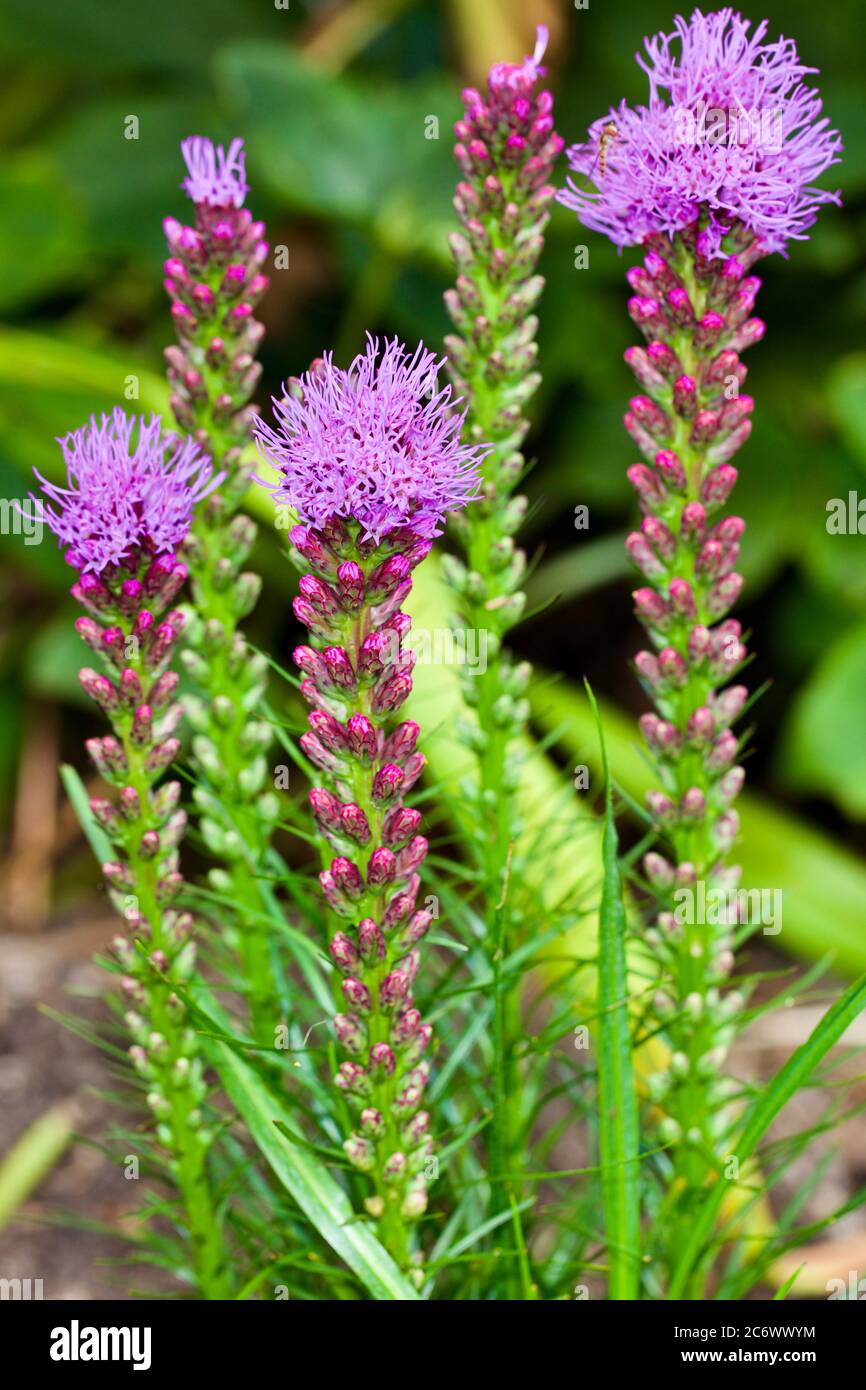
[254,336,488,542]
[488,24,549,96]
[558,7,842,256]
[181,135,248,208]
[33,409,221,572]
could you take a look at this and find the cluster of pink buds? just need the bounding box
[164,138,269,510]
[618,221,763,1146]
[290,517,436,1235]
[79,547,227,1180]
[443,25,563,858]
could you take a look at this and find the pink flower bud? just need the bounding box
[680,788,706,821]
[667,286,695,325]
[686,706,715,748]
[647,791,677,825]
[367,848,397,886]
[342,978,372,1014]
[680,502,706,543]
[706,572,743,618]
[334,1013,366,1053]
[643,852,674,890]
[331,857,364,899]
[695,311,725,348]
[308,709,348,754]
[309,786,343,832]
[654,449,687,493]
[340,803,372,844]
[372,763,404,804]
[658,646,688,686]
[383,721,420,763]
[358,918,386,962]
[668,577,697,619]
[369,1043,396,1077]
[383,805,421,848]
[633,587,670,629]
[346,713,378,763]
[634,650,661,689]
[330,932,359,974]
[336,561,365,610]
[673,375,697,417]
[627,463,666,507]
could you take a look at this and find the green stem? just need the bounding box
[116,635,231,1299]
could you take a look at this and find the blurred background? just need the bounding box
[1,0,864,1297]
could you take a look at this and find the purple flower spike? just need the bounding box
[33,409,221,573]
[181,136,248,209]
[558,8,842,257]
[254,335,488,543]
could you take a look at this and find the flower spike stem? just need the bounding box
[621,222,761,1278]
[443,26,562,1256]
[35,411,231,1297]
[254,337,487,1275]
[557,6,842,1296]
[79,558,230,1298]
[290,518,436,1270]
[164,138,278,1043]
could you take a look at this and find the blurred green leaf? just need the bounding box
[0,156,87,310]
[0,0,278,71]
[26,615,88,702]
[0,1101,76,1234]
[0,327,167,485]
[778,618,866,819]
[49,97,209,259]
[826,352,866,476]
[215,42,459,262]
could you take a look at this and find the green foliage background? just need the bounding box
[1,0,864,963]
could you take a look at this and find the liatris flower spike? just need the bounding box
[443,23,562,1252]
[164,137,278,1041]
[165,135,268,490]
[33,409,231,1297]
[558,7,841,1263]
[255,335,488,1267]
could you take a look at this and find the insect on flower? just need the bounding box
[593,120,620,179]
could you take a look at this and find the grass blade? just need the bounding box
[587,683,641,1300]
[209,1039,420,1301]
[60,762,112,865]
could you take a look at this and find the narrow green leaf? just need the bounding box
[209,1039,420,1301]
[587,683,641,1300]
[669,970,866,1296]
[60,761,112,865]
[773,1263,805,1300]
[0,1101,76,1233]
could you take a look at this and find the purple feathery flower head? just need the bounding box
[254,336,488,543]
[34,408,221,573]
[558,8,842,257]
[181,135,248,209]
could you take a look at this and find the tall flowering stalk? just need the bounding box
[443,25,563,1220]
[254,336,486,1270]
[163,137,277,1041]
[33,410,231,1298]
[558,7,841,1283]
